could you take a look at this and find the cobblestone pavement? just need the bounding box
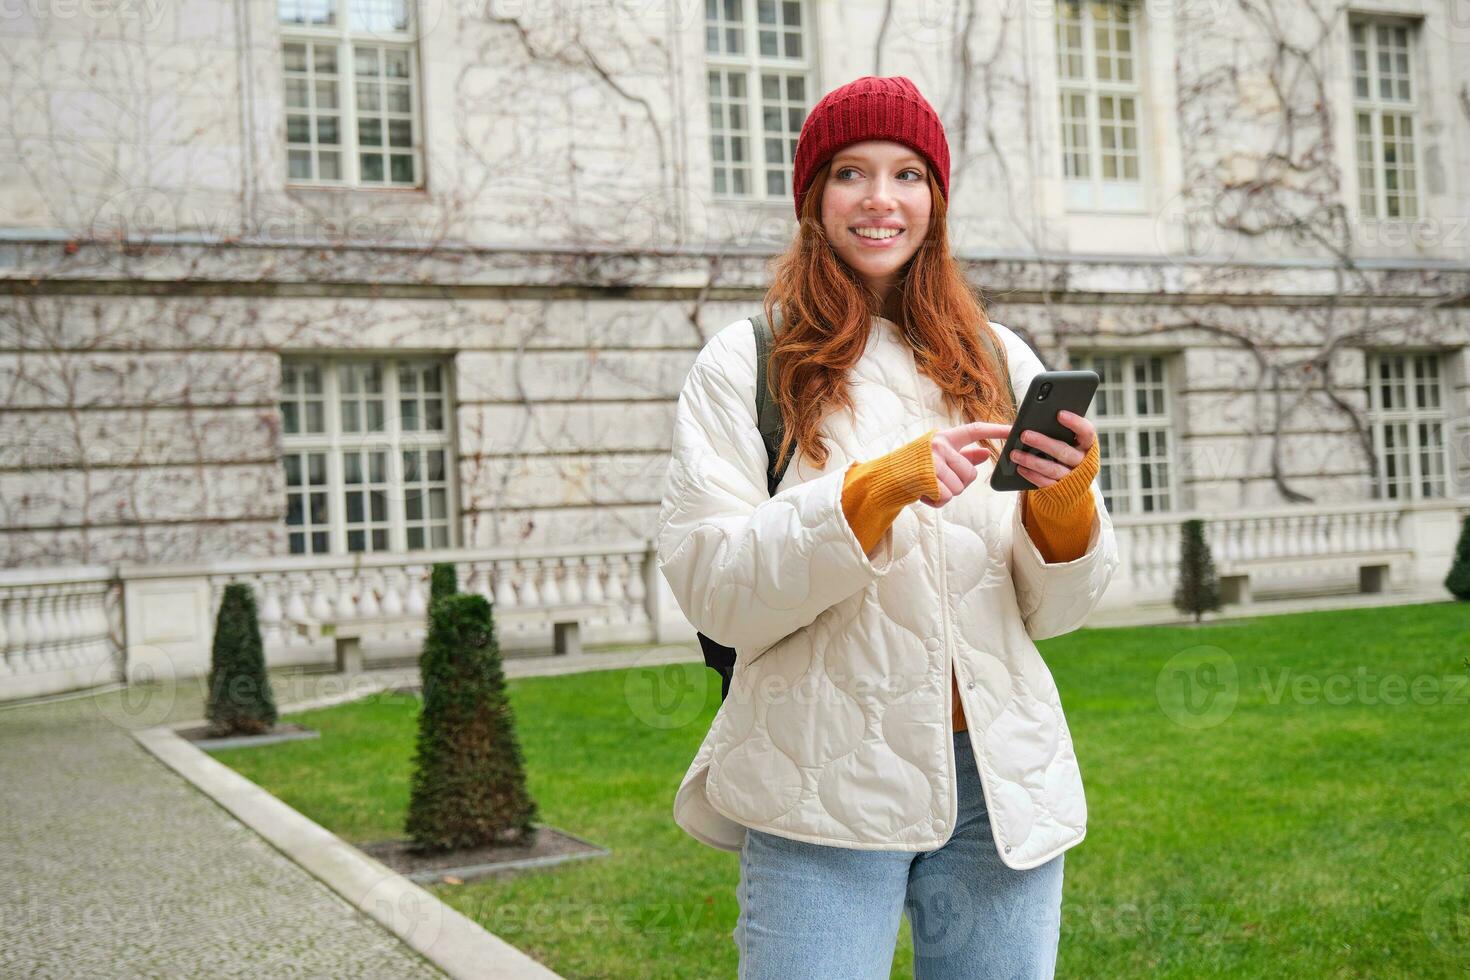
[0,673,446,979]
[0,644,702,978]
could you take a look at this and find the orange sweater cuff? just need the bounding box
[841,429,941,555]
[1020,440,1100,563]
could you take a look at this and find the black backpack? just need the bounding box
[696,307,1015,701]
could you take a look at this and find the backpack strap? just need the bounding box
[975,325,1017,416]
[750,307,788,497]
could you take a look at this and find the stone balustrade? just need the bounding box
[0,566,121,701]
[2,500,1464,703]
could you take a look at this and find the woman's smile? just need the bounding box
[850,227,905,248]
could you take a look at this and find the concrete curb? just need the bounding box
[132,724,563,980]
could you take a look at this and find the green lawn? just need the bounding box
[215,602,1470,978]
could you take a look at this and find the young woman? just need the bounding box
[656,75,1119,978]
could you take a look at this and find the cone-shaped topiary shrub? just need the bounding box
[1447,515,1470,600]
[406,592,538,850]
[1173,518,1223,624]
[206,582,278,736]
[429,561,458,609]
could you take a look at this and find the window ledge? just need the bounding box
[285,183,431,198]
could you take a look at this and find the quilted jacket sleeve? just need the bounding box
[993,323,1121,641]
[655,320,899,661]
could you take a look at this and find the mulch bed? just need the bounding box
[359,826,609,884]
[176,722,319,745]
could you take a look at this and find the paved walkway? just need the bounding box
[0,643,700,978]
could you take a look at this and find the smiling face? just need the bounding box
[820,140,933,312]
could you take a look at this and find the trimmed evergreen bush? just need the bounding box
[205,582,278,736]
[406,592,538,850]
[1447,515,1470,600]
[429,561,458,609]
[1173,518,1223,624]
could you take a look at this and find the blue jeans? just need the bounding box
[734,732,1065,979]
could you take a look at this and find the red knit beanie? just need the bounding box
[791,75,950,218]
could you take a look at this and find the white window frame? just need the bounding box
[280,356,458,555]
[1349,17,1420,220]
[1054,0,1147,212]
[705,0,815,201]
[280,0,425,188]
[1070,351,1177,514]
[1365,351,1448,500]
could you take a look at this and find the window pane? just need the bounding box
[357,81,381,111]
[278,0,333,25]
[288,150,312,180]
[355,46,379,77]
[350,0,410,32]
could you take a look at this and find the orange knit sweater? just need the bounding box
[840,429,1100,732]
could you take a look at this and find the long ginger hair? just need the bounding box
[761,161,1015,474]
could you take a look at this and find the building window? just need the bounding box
[1055,0,1144,211]
[706,0,813,199]
[280,0,424,187]
[1070,352,1175,514]
[280,357,455,554]
[1366,352,1447,499]
[1350,19,1419,219]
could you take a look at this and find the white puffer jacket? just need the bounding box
[656,314,1119,871]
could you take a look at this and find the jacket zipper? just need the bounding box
[907,338,960,841]
[934,500,960,838]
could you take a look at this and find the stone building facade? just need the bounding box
[1,0,1467,696]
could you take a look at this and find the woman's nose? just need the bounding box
[864,176,899,208]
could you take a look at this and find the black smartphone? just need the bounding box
[989,370,1100,492]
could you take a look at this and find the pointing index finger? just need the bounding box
[944,421,1012,445]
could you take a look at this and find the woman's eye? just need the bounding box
[836,167,923,180]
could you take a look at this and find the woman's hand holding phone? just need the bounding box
[1008,410,1096,490]
[918,421,1012,508]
